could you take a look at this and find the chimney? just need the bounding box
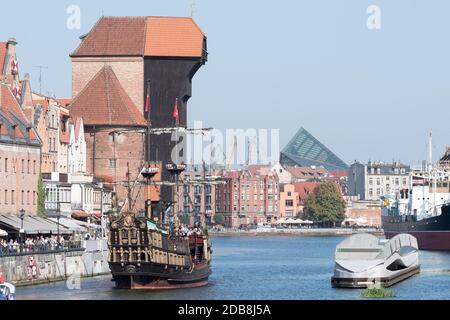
[5,38,18,84]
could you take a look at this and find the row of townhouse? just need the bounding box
[177,163,345,229]
[0,37,112,219]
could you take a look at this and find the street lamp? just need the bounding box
[56,202,61,248]
[19,208,25,245]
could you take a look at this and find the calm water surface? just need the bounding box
[17,236,450,300]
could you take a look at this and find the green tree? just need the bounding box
[213,213,225,226]
[37,174,46,217]
[303,182,346,227]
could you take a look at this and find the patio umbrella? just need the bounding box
[0,229,7,237]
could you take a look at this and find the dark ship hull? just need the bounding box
[108,211,213,290]
[382,204,450,251]
[110,260,211,290]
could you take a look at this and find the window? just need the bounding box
[5,158,8,172]
[5,190,8,204]
[376,178,381,185]
[21,159,25,173]
[369,188,373,196]
[369,178,373,185]
[33,191,36,205]
[402,178,407,185]
[286,200,294,207]
[21,190,24,205]
[11,190,15,205]
[288,192,292,196]
[27,191,30,205]
[27,160,30,174]
[109,159,117,168]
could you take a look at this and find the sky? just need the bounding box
[1,0,449,166]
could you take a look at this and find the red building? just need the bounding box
[216,165,279,228]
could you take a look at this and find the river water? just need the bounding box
[16,236,450,300]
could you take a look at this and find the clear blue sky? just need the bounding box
[1,0,449,166]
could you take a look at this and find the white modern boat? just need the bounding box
[331,233,420,288]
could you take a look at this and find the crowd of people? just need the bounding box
[175,223,203,238]
[0,235,72,254]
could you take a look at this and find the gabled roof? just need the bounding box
[69,66,146,126]
[71,17,147,57]
[0,84,40,144]
[292,182,321,201]
[246,164,272,177]
[286,166,328,180]
[0,42,7,74]
[145,17,205,57]
[71,16,206,58]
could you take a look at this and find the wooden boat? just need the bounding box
[108,164,212,290]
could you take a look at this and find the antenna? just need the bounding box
[428,131,433,171]
[33,65,48,95]
[190,0,196,18]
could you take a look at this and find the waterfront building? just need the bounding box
[58,107,70,174]
[68,117,86,174]
[292,181,321,216]
[344,196,381,227]
[278,184,299,218]
[69,16,207,205]
[216,165,279,228]
[178,170,218,226]
[32,94,61,174]
[347,161,411,201]
[69,65,147,212]
[280,127,348,172]
[0,83,41,215]
[270,162,293,184]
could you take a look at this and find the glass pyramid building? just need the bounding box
[280,127,348,171]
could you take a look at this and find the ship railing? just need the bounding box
[0,241,83,257]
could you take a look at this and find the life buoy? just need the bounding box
[28,256,37,278]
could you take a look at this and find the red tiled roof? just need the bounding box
[0,42,7,74]
[71,17,147,57]
[57,99,72,108]
[145,17,205,57]
[0,84,39,141]
[292,182,321,202]
[329,170,348,178]
[74,117,83,141]
[287,166,328,180]
[71,16,205,58]
[246,164,272,177]
[69,66,146,126]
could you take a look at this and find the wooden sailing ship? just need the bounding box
[108,163,213,289]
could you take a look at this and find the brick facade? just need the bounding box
[216,166,280,229]
[0,141,40,215]
[71,57,144,113]
[84,126,146,212]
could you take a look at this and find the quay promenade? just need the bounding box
[0,239,109,287]
[209,228,384,237]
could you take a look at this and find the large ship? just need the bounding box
[382,144,450,250]
[107,163,213,289]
